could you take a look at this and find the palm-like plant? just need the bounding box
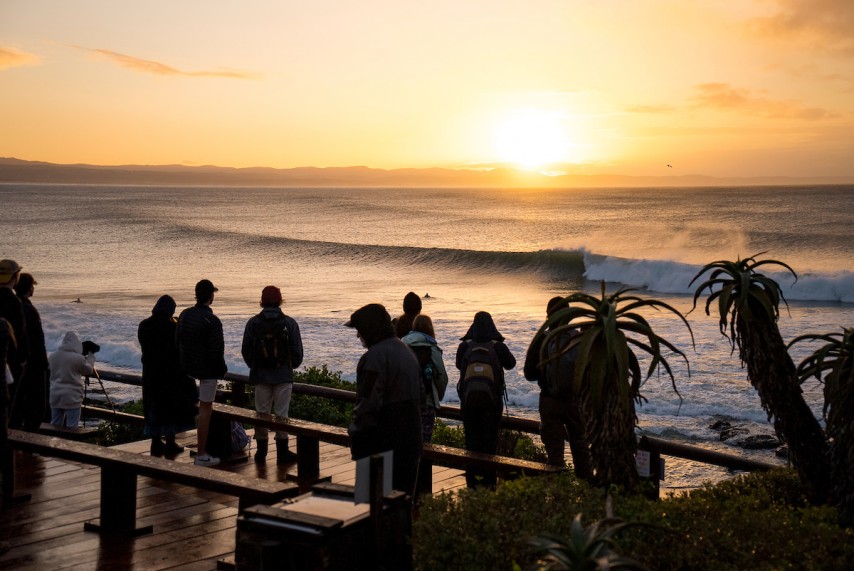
[790,327,854,525]
[533,282,692,490]
[526,512,650,571]
[690,254,829,503]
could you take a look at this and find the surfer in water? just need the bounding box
[72,298,82,303]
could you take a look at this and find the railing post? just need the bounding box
[637,436,661,500]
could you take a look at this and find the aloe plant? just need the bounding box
[790,327,854,525]
[526,512,650,570]
[533,282,692,489]
[690,254,829,503]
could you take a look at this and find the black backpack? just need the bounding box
[544,328,579,399]
[459,341,501,409]
[411,345,435,403]
[252,316,290,369]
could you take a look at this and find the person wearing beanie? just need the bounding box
[241,285,303,465]
[139,295,198,458]
[176,279,226,467]
[346,303,422,495]
[393,291,422,338]
[11,273,48,431]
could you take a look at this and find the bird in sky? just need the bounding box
[667,164,673,168]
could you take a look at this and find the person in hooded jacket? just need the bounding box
[456,311,516,488]
[346,303,422,495]
[393,291,422,339]
[401,314,448,442]
[48,331,95,428]
[138,295,198,458]
[241,285,303,464]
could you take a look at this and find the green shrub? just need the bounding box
[92,400,146,446]
[431,419,465,447]
[431,420,547,462]
[289,365,355,427]
[413,469,854,571]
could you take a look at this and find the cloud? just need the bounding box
[692,83,840,120]
[0,45,40,70]
[79,47,256,79]
[625,104,676,114]
[748,0,854,54]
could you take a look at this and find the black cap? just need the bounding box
[195,279,218,300]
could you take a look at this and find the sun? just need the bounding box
[493,109,572,169]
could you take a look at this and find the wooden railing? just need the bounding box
[91,369,780,478]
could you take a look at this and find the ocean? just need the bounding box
[3,183,853,491]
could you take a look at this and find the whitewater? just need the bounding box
[3,183,853,491]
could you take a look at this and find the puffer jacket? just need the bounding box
[401,330,448,408]
[48,331,95,409]
[176,303,227,380]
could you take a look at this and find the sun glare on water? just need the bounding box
[493,109,574,169]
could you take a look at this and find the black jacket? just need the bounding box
[176,303,227,380]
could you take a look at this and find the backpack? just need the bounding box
[252,316,290,369]
[206,417,251,458]
[544,329,579,398]
[458,341,501,409]
[411,344,435,403]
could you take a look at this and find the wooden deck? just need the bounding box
[0,429,466,570]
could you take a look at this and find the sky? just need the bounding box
[1,0,854,177]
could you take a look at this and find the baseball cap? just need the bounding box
[0,259,22,282]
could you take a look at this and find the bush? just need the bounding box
[412,469,854,571]
[289,365,355,427]
[93,400,146,446]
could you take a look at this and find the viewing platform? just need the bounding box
[0,428,466,570]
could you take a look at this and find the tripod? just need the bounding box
[83,366,116,427]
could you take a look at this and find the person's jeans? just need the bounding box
[50,407,81,428]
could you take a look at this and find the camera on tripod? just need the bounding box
[82,340,100,356]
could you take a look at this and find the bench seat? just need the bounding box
[6,429,299,536]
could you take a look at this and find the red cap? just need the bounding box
[261,285,283,306]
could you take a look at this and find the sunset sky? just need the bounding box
[2,0,853,177]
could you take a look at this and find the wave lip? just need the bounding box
[582,251,854,303]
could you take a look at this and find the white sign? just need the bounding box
[354,450,393,504]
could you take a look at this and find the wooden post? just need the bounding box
[296,434,320,480]
[370,454,385,569]
[637,436,661,500]
[84,465,152,536]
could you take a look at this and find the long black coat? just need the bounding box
[138,314,197,432]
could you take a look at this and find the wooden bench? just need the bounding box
[5,429,300,536]
[419,443,563,494]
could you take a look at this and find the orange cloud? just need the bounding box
[625,104,676,114]
[0,45,40,70]
[692,83,840,120]
[80,47,256,79]
[749,0,854,54]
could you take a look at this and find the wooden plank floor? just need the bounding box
[0,429,465,570]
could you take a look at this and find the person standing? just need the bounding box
[48,331,95,428]
[176,279,227,467]
[0,260,28,401]
[346,303,422,495]
[401,314,448,443]
[138,295,197,458]
[456,311,516,489]
[11,273,48,431]
[241,285,304,464]
[393,291,422,339]
[524,297,591,477]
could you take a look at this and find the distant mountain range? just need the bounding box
[1,157,852,188]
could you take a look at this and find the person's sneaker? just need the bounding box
[194,453,220,467]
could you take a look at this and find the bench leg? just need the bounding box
[1,446,32,506]
[83,465,153,536]
[296,435,320,480]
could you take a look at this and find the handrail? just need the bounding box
[93,368,778,476]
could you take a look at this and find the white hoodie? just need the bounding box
[48,331,95,409]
